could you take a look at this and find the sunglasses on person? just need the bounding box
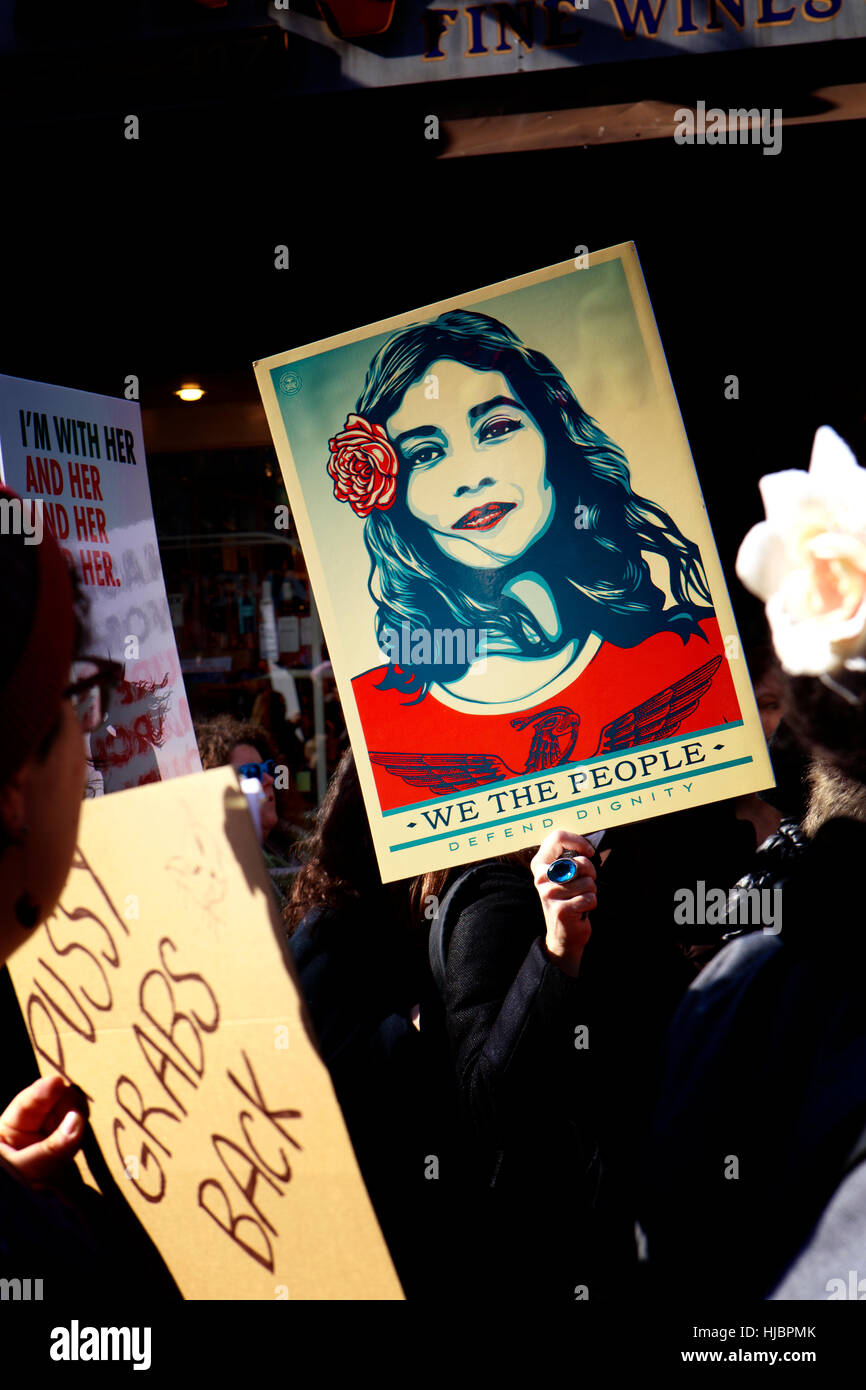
[236,759,277,783]
[64,658,124,730]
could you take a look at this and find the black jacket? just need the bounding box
[433,857,698,1299]
[290,899,461,1298]
[645,817,866,1300]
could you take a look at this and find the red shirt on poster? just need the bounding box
[353,616,740,813]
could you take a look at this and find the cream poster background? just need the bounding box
[255,244,774,881]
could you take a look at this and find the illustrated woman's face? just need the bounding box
[387,359,554,569]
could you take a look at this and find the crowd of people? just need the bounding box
[2,420,866,1304]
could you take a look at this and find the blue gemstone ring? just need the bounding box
[546,856,578,884]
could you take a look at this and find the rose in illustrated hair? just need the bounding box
[327,415,400,517]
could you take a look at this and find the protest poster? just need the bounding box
[255,243,774,883]
[6,767,403,1300]
[0,374,201,793]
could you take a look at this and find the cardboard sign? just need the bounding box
[0,374,201,793]
[7,768,403,1300]
[255,245,774,883]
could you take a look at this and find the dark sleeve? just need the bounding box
[0,966,40,1106]
[442,865,591,1148]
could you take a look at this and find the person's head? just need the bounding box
[745,641,785,743]
[755,669,784,744]
[0,488,90,963]
[251,689,287,733]
[284,746,393,934]
[284,745,538,936]
[196,714,279,838]
[778,667,866,835]
[784,668,866,792]
[739,640,809,821]
[329,310,712,697]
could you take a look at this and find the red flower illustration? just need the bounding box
[327,413,399,518]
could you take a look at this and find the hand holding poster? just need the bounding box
[6,768,403,1300]
[0,375,200,793]
[255,243,773,882]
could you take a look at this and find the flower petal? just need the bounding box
[326,412,400,518]
[809,427,866,530]
[758,469,815,528]
[809,425,863,491]
[765,595,838,675]
[735,522,792,601]
[809,531,866,569]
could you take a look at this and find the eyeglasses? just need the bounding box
[236,759,277,783]
[64,658,124,731]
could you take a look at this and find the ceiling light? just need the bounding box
[176,383,205,402]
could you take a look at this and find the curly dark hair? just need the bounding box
[283,745,536,936]
[282,747,400,935]
[195,714,278,771]
[784,668,866,792]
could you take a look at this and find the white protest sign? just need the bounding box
[0,373,200,791]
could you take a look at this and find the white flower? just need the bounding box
[736,427,866,676]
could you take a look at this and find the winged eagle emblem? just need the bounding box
[369,655,722,796]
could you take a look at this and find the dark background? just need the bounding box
[1,9,863,633]
[0,9,864,1340]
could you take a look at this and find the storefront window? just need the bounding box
[146,444,348,831]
